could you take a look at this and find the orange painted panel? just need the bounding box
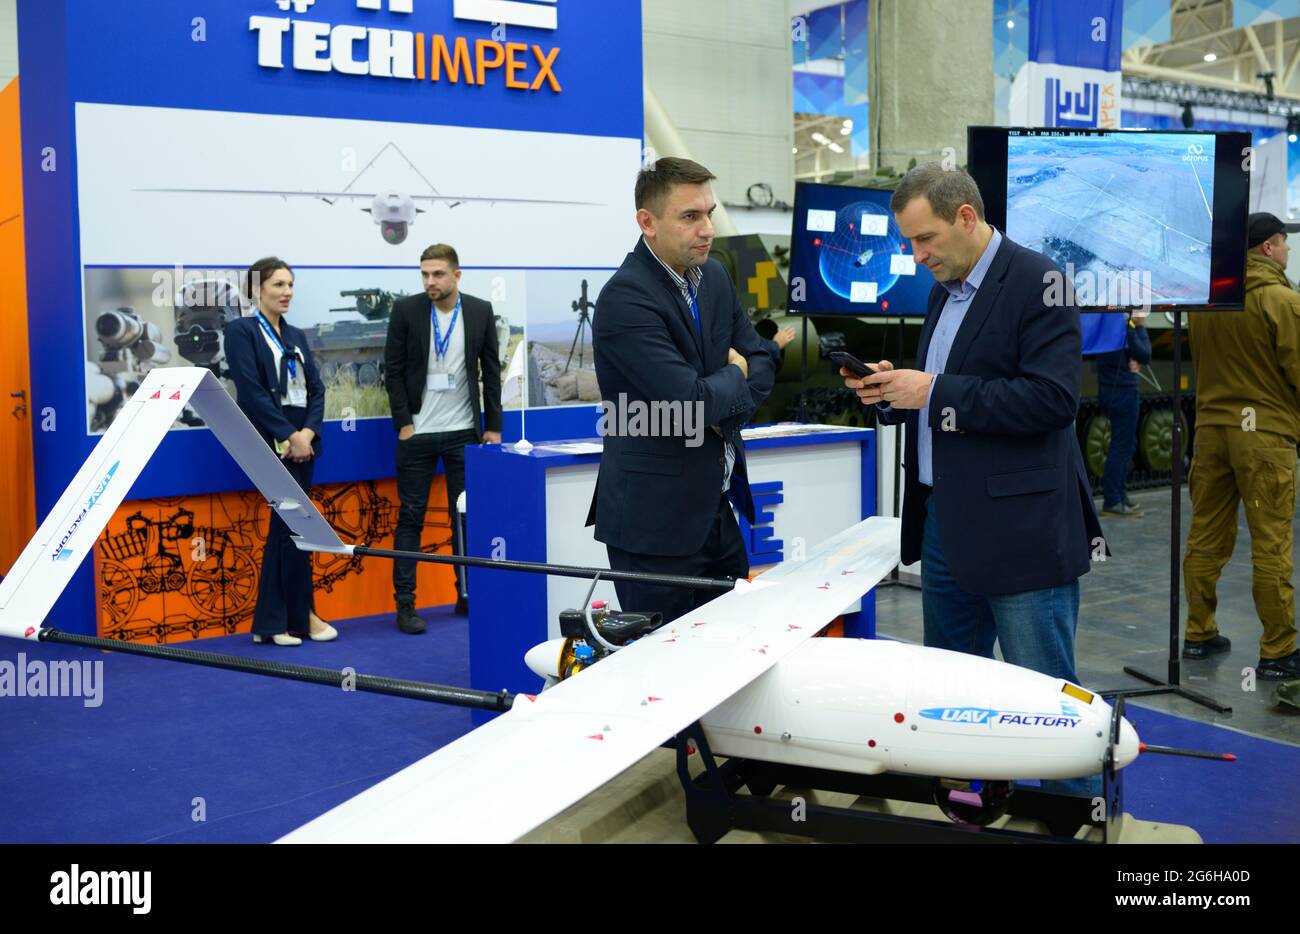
[0,78,36,576]
[93,478,459,642]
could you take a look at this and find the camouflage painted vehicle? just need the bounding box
[301,289,403,386]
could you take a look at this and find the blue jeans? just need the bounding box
[921,494,1101,798]
[1099,387,1140,508]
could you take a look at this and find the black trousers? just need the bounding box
[393,427,477,607]
[606,494,749,624]
[252,406,316,637]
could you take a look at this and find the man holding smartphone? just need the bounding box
[842,165,1103,794]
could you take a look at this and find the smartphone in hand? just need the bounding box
[828,351,878,378]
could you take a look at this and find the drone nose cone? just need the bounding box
[1114,716,1141,770]
[525,638,568,681]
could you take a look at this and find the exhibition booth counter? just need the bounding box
[465,423,877,699]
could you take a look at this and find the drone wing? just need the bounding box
[0,368,347,640]
[280,517,901,843]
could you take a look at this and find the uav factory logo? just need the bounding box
[1182,143,1210,165]
[50,460,120,562]
[250,0,562,91]
[919,705,1081,729]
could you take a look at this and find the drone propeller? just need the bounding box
[1110,694,1236,764]
[1138,743,1236,763]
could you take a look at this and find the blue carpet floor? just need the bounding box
[0,607,476,843]
[2,620,1297,843]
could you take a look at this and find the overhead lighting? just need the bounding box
[792,146,799,154]
[828,142,845,154]
[811,131,831,145]
[1007,19,1015,29]
[841,125,852,135]
[1203,52,1217,63]
[842,118,853,129]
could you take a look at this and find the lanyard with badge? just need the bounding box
[429,295,461,391]
[257,312,307,406]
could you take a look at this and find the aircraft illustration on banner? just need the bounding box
[136,142,602,245]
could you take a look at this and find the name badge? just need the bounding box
[429,373,454,391]
[287,384,308,407]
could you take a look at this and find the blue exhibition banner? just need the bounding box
[807,5,843,61]
[19,0,645,632]
[1010,0,1122,128]
[64,0,640,140]
[1027,0,1123,71]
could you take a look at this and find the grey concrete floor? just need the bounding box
[873,485,1300,747]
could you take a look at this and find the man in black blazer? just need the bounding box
[845,164,1104,704]
[384,243,502,633]
[586,158,775,622]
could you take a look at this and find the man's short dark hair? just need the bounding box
[890,162,985,223]
[420,243,460,268]
[635,157,717,216]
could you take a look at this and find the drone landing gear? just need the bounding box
[673,721,1124,845]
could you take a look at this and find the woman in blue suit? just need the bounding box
[225,257,337,645]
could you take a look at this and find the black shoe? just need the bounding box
[1102,502,1144,518]
[396,604,426,635]
[455,595,468,616]
[1182,634,1231,659]
[1257,651,1300,680]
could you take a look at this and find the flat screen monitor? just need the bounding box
[787,181,938,315]
[967,126,1249,309]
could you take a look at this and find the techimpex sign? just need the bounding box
[250,0,562,91]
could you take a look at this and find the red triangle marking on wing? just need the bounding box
[587,734,604,741]
[149,391,161,399]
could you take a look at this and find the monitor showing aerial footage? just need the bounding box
[967,127,1250,309]
[787,182,938,315]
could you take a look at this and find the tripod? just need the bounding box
[566,279,594,373]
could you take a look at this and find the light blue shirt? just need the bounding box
[917,227,1002,486]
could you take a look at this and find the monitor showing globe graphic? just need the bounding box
[817,202,909,302]
[789,182,936,315]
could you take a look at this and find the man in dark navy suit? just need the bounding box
[845,163,1104,701]
[586,158,775,622]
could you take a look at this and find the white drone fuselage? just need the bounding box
[528,635,1140,782]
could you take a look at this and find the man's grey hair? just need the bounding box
[889,162,985,223]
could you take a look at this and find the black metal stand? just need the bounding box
[1103,310,1230,713]
[39,627,514,711]
[798,314,808,422]
[673,722,1119,844]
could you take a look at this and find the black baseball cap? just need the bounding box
[1247,212,1300,248]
